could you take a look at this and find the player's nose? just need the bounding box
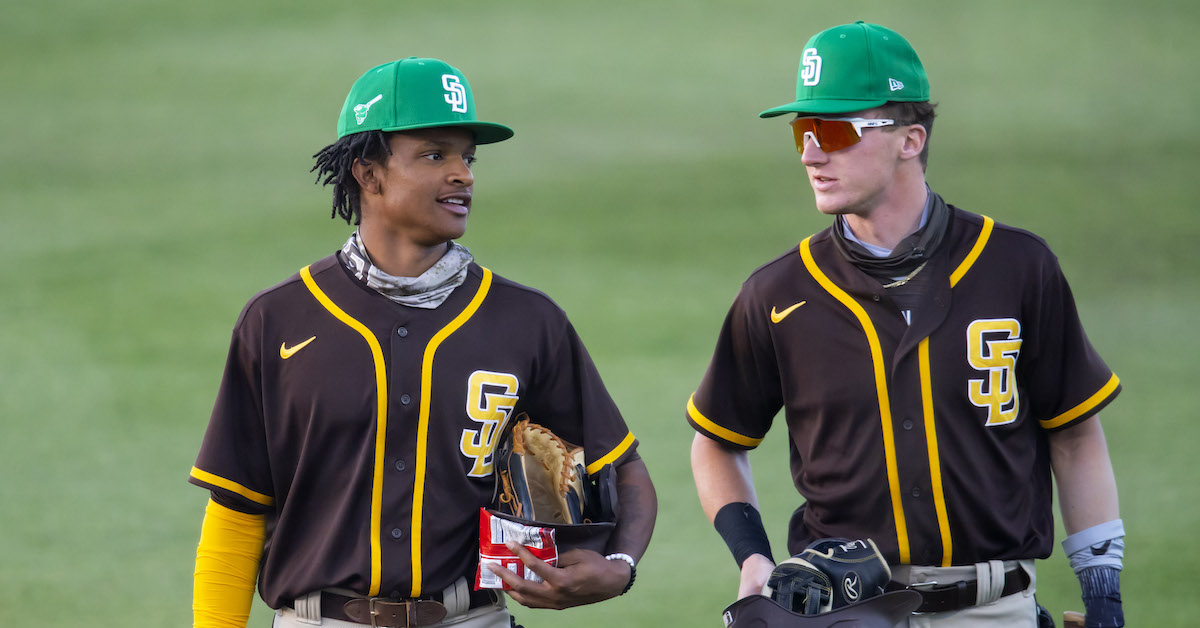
[800,137,828,165]
[448,156,474,186]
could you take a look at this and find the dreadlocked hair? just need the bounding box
[311,130,394,225]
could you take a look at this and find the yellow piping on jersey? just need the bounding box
[190,466,274,507]
[950,216,994,288]
[412,267,493,597]
[930,216,993,563]
[918,340,954,567]
[800,237,911,564]
[587,431,637,476]
[687,394,764,448]
[300,265,389,596]
[1041,374,1120,429]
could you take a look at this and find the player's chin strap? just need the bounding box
[1062,519,1124,628]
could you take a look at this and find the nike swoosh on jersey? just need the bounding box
[770,301,806,323]
[280,336,317,359]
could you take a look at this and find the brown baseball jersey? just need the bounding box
[687,203,1120,567]
[190,253,638,609]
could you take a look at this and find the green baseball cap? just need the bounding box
[336,57,514,144]
[760,21,929,117]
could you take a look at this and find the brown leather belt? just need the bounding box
[292,589,498,627]
[890,567,1030,613]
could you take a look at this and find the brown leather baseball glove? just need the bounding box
[493,415,588,525]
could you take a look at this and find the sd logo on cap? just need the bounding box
[336,57,513,144]
[760,21,930,117]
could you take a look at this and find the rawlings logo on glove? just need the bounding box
[723,538,921,627]
[761,538,892,615]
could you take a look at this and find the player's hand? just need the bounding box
[486,541,631,609]
[738,553,775,600]
[1076,566,1123,627]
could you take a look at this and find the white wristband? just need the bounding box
[605,552,636,569]
[606,553,637,595]
[1062,518,1125,573]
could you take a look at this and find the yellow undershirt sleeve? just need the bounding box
[193,497,267,628]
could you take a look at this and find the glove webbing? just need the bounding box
[803,583,827,615]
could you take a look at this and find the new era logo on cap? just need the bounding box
[889,78,904,92]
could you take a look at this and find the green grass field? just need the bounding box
[3,1,1198,626]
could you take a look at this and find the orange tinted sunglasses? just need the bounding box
[790,117,896,153]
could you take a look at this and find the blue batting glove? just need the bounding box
[1079,566,1123,628]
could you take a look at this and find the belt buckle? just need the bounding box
[342,595,410,628]
[379,597,450,628]
[367,597,389,628]
[906,580,940,615]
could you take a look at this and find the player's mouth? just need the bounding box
[810,174,838,192]
[437,193,471,216]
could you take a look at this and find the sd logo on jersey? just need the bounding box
[461,370,520,476]
[966,318,1023,426]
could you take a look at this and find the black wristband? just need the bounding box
[619,562,636,595]
[713,502,774,568]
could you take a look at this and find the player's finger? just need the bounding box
[501,582,556,609]
[504,587,555,609]
[486,555,558,600]
[505,541,560,583]
[501,588,531,607]
[484,562,526,591]
[486,562,557,608]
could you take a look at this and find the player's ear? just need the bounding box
[899,123,927,162]
[351,157,383,196]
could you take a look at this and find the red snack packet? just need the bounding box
[476,508,559,590]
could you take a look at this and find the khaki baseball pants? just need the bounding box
[272,601,510,628]
[891,559,1038,627]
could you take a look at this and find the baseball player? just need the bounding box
[688,22,1125,627]
[189,57,656,628]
